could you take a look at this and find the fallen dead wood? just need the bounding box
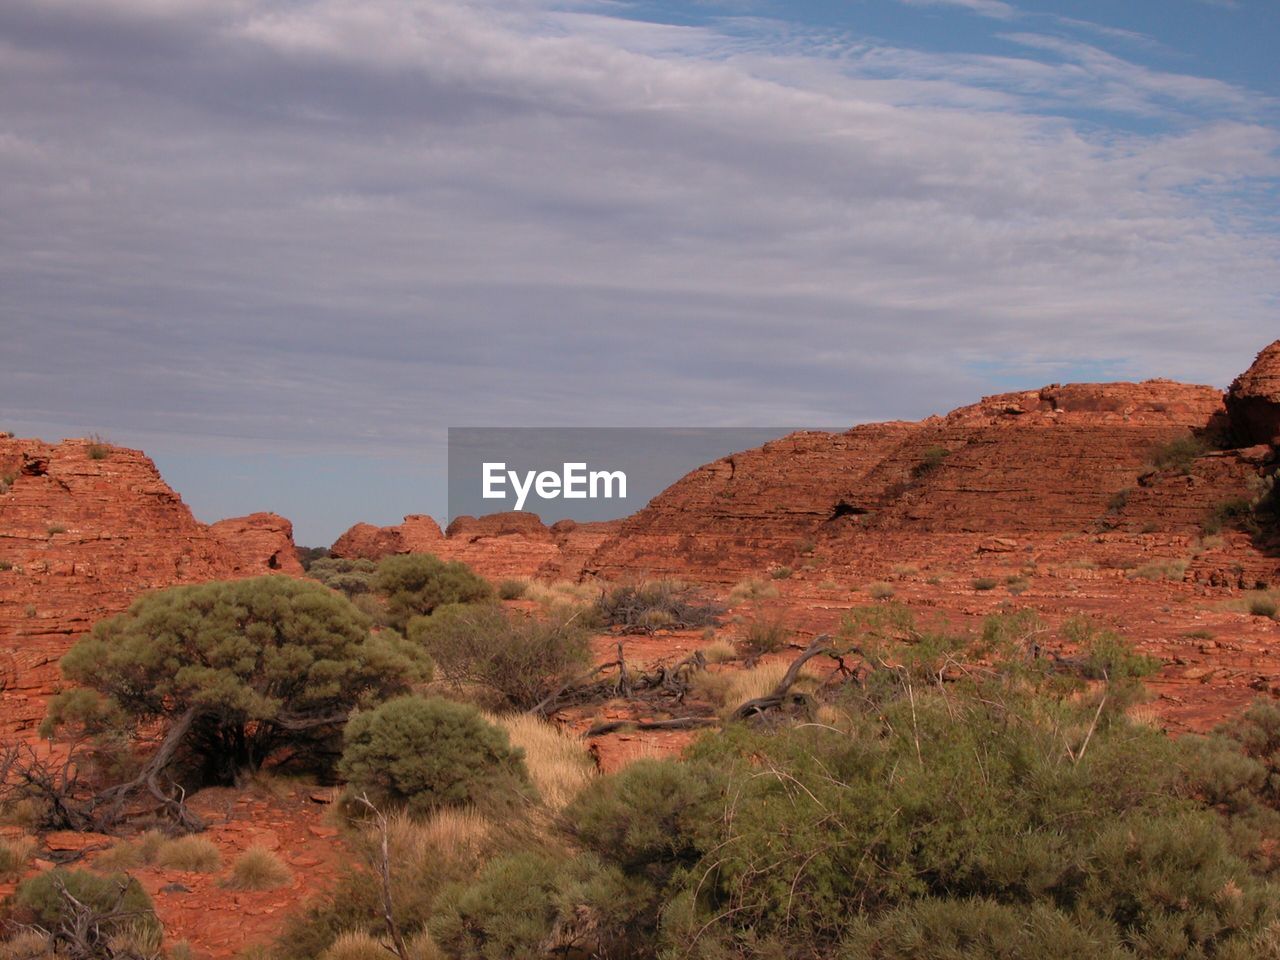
[730,635,838,721]
[586,716,720,737]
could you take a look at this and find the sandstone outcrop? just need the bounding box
[586,379,1278,584]
[1228,340,1280,447]
[330,510,619,581]
[210,512,305,575]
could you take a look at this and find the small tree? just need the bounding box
[374,554,493,631]
[339,696,533,816]
[44,576,428,826]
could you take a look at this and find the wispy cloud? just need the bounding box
[898,0,1019,20]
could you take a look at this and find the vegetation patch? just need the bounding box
[594,580,723,634]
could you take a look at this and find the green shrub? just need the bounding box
[1150,434,1206,474]
[770,566,793,580]
[45,576,428,787]
[972,576,999,591]
[409,604,591,710]
[339,696,533,816]
[497,579,527,600]
[374,554,493,631]
[595,581,722,634]
[307,556,378,597]
[868,582,895,600]
[429,850,636,960]
[13,868,160,943]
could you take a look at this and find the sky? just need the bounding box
[1,0,1277,545]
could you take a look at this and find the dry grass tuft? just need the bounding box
[322,931,442,960]
[223,846,292,891]
[702,639,738,664]
[97,829,167,871]
[728,577,779,604]
[154,835,222,872]
[0,931,57,959]
[721,661,821,715]
[489,712,595,810]
[0,835,35,877]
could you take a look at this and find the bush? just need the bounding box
[1249,596,1278,619]
[224,846,292,890]
[374,554,493,631]
[339,696,533,817]
[154,835,221,872]
[86,436,110,461]
[868,582,895,600]
[497,579,527,600]
[738,616,790,657]
[1150,434,1206,474]
[307,556,378,597]
[44,576,428,788]
[972,576,999,591]
[409,604,591,710]
[1205,496,1257,535]
[13,868,160,944]
[429,850,636,960]
[770,566,793,580]
[595,581,723,634]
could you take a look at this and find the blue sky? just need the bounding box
[1,0,1276,544]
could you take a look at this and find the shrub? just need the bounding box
[1249,596,1278,619]
[410,603,590,710]
[702,640,738,664]
[374,554,493,631]
[295,545,331,570]
[339,696,533,817]
[770,566,793,580]
[497,579,527,600]
[86,435,110,460]
[46,525,65,536]
[154,835,222,872]
[912,445,951,478]
[1150,433,1206,474]
[224,846,292,890]
[13,868,160,944]
[44,576,428,788]
[739,616,790,657]
[595,581,723,634]
[307,556,378,597]
[1128,558,1189,581]
[868,582,895,600]
[971,576,999,591]
[429,850,635,960]
[1205,496,1257,535]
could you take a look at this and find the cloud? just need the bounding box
[898,0,1020,20]
[0,0,1276,539]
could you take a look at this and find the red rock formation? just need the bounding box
[1228,340,1280,447]
[587,379,1278,585]
[209,513,305,575]
[329,511,623,581]
[0,437,299,735]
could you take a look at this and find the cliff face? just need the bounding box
[1228,340,1280,448]
[586,380,1277,584]
[0,437,298,734]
